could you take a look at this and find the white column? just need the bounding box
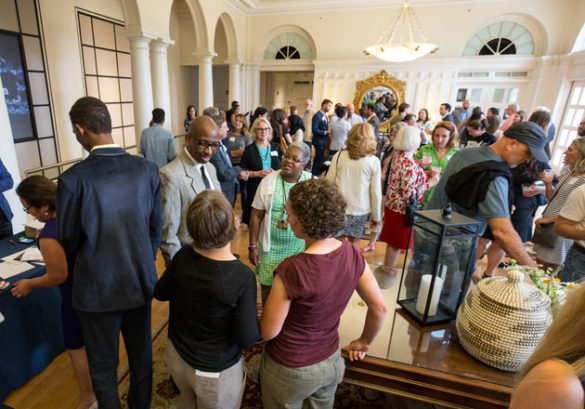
[227,60,241,104]
[150,38,174,128]
[250,64,261,110]
[196,52,215,109]
[240,63,251,110]
[128,35,154,145]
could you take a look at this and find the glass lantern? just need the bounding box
[397,209,483,325]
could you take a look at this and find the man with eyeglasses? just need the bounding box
[160,115,221,264]
[426,122,548,280]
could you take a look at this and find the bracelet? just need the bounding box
[248,246,257,250]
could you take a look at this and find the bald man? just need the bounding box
[160,115,222,264]
[346,103,364,127]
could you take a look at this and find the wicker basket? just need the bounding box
[456,270,552,372]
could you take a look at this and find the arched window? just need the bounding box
[263,32,313,60]
[463,22,534,56]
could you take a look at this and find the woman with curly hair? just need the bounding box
[259,179,387,409]
[414,121,460,208]
[326,122,381,249]
[376,126,438,288]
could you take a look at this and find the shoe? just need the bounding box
[374,266,397,289]
[361,243,376,253]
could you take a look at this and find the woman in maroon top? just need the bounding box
[259,179,387,409]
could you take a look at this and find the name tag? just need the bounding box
[322,116,327,121]
[229,137,235,142]
[271,151,278,156]
[467,141,479,147]
[195,369,220,378]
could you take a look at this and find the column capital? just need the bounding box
[152,38,175,49]
[225,58,241,66]
[127,34,156,50]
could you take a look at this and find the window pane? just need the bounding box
[98,77,120,102]
[117,52,131,77]
[79,14,94,46]
[573,109,584,127]
[580,90,585,106]
[83,46,96,75]
[108,103,122,127]
[115,25,129,52]
[559,129,569,146]
[122,102,134,126]
[93,18,116,50]
[39,137,57,165]
[570,88,582,106]
[493,88,505,103]
[0,0,19,32]
[507,88,519,104]
[34,106,53,137]
[14,140,41,174]
[28,72,48,105]
[124,126,136,146]
[95,48,118,76]
[470,88,482,103]
[86,76,99,98]
[22,35,44,70]
[112,127,124,146]
[119,78,132,101]
[564,109,575,127]
[17,0,39,35]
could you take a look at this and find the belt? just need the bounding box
[571,243,585,255]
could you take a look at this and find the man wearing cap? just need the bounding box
[426,122,548,271]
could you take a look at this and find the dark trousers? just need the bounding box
[303,140,313,171]
[77,303,153,409]
[0,211,12,240]
[312,144,326,177]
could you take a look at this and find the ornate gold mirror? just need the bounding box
[353,70,406,132]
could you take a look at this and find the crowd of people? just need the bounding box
[3,93,585,409]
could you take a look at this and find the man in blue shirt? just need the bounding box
[311,99,332,176]
[0,158,14,239]
[139,108,176,168]
[453,99,471,127]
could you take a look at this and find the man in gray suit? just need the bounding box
[160,115,221,264]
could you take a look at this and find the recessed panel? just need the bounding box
[14,140,41,176]
[93,18,116,50]
[108,103,122,127]
[0,0,19,32]
[98,77,120,103]
[22,35,44,71]
[119,78,133,101]
[28,72,49,105]
[33,105,53,138]
[95,48,118,76]
[117,52,131,77]
[83,46,96,75]
[39,137,57,165]
[85,76,99,98]
[122,102,134,126]
[79,14,94,46]
[17,0,39,35]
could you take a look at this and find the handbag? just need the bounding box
[531,222,555,248]
[279,136,288,153]
[405,197,421,227]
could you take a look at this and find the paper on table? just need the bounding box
[20,247,44,263]
[0,261,34,279]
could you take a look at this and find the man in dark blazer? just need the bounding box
[311,98,332,176]
[57,97,162,409]
[206,108,247,207]
[160,115,221,264]
[440,103,455,123]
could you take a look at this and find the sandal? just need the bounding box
[361,243,376,253]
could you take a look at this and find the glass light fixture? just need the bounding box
[364,0,438,63]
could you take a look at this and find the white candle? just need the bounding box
[415,274,444,317]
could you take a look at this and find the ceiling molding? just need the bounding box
[226,0,507,15]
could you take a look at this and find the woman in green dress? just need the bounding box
[248,141,312,304]
[414,121,460,208]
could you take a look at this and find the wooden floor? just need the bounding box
[4,208,388,409]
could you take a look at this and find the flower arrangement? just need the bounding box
[504,260,579,315]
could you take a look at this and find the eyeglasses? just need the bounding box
[283,154,305,164]
[194,140,220,150]
[23,205,32,214]
[256,127,270,132]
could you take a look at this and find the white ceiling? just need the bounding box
[227,0,490,15]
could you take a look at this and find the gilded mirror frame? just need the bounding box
[353,70,406,132]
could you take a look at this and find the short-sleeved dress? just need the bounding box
[38,217,84,349]
[256,172,310,286]
[534,167,585,265]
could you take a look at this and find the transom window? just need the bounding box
[463,22,534,56]
[263,32,313,60]
[275,45,300,60]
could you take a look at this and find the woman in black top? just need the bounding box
[462,119,497,147]
[270,108,291,148]
[154,190,258,409]
[240,117,283,225]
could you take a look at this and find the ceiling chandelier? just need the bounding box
[364,0,438,63]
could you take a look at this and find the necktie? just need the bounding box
[200,166,211,189]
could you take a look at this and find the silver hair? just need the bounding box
[287,140,311,162]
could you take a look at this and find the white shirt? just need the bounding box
[348,114,364,127]
[325,150,382,221]
[184,147,219,190]
[560,184,585,248]
[330,119,351,151]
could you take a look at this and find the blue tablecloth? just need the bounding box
[0,233,64,402]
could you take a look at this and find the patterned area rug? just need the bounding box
[117,319,434,409]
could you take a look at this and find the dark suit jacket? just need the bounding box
[57,147,162,312]
[442,113,455,123]
[311,110,329,147]
[0,159,13,220]
[210,139,242,207]
[240,143,282,224]
[368,115,380,139]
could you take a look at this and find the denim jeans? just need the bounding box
[558,245,585,283]
[260,349,344,409]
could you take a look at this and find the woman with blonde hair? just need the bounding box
[414,121,460,208]
[326,122,382,249]
[375,126,438,288]
[534,138,585,270]
[510,284,585,409]
[240,117,283,224]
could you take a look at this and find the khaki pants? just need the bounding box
[165,340,245,409]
